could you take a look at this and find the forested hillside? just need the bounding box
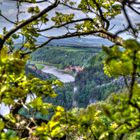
[28,46,124,108]
[75,52,124,107]
[0,0,139,139]
[31,45,101,69]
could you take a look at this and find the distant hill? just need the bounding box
[38,37,113,47]
[14,36,113,47]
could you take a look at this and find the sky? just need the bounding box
[0,0,140,39]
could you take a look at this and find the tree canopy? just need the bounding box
[0,0,140,139]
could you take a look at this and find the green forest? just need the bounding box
[27,46,123,108]
[0,0,140,140]
[31,45,101,69]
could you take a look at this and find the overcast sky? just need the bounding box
[0,0,140,39]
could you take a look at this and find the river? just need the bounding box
[42,65,75,83]
[42,65,77,107]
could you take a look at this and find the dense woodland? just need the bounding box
[75,52,124,107]
[29,47,123,108]
[0,0,140,140]
[31,45,101,69]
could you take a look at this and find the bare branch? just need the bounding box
[128,5,140,15]
[21,29,124,58]
[0,13,16,24]
[60,1,81,11]
[0,0,60,50]
[19,0,48,3]
[38,18,98,32]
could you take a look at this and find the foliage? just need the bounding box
[44,83,74,110]
[31,46,100,69]
[35,40,140,140]
[0,0,140,139]
[0,45,62,138]
[30,46,120,108]
[75,52,124,107]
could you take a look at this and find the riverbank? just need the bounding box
[42,65,75,83]
[27,62,77,108]
[28,61,75,83]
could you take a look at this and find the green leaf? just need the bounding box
[0,120,4,131]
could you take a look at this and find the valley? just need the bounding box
[27,39,123,109]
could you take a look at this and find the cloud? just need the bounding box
[0,0,139,39]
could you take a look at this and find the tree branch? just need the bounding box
[92,0,110,30]
[19,0,48,3]
[0,13,16,24]
[21,29,124,57]
[0,0,60,51]
[38,18,98,32]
